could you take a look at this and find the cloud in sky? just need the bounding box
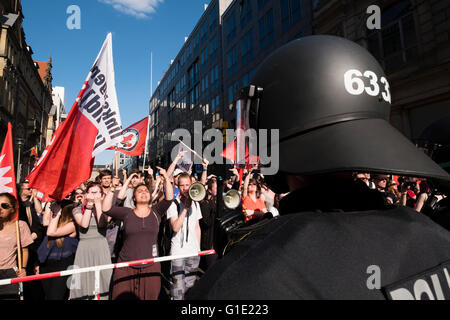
[99,0,164,19]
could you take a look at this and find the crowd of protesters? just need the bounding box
[0,154,448,300]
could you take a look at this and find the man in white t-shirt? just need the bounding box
[167,172,202,300]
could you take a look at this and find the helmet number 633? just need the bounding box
[344,69,391,104]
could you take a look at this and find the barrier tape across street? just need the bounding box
[0,250,216,286]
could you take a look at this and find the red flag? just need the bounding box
[108,116,149,157]
[221,138,259,168]
[0,123,19,220]
[26,34,122,200]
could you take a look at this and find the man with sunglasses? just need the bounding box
[17,181,45,300]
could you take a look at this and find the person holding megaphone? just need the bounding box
[166,172,203,300]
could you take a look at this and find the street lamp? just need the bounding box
[16,137,24,182]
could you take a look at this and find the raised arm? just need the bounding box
[167,150,185,178]
[200,158,209,185]
[102,188,115,212]
[94,194,109,228]
[243,170,253,198]
[414,193,428,213]
[42,203,52,227]
[151,176,162,202]
[156,166,173,201]
[73,195,95,229]
[170,199,189,233]
[31,190,43,215]
[47,211,76,237]
[118,173,138,200]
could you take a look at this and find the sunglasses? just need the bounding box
[1,203,12,210]
[75,192,85,195]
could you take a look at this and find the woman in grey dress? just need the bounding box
[69,182,112,300]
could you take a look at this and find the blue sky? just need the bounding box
[21,0,212,165]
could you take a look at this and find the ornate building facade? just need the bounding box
[0,0,53,180]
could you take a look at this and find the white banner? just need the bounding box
[78,33,122,157]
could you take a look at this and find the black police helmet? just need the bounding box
[250,35,449,186]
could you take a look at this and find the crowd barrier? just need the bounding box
[0,249,216,299]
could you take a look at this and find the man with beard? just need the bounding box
[98,170,113,194]
[167,172,202,300]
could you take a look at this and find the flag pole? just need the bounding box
[15,220,24,300]
[114,147,119,177]
[178,139,204,162]
[142,115,151,174]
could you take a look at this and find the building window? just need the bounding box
[209,35,219,60]
[188,61,199,88]
[191,84,200,106]
[210,95,220,114]
[200,21,208,42]
[228,85,234,104]
[257,0,269,11]
[242,70,254,87]
[209,5,218,32]
[201,47,208,67]
[225,11,237,44]
[181,74,187,92]
[168,89,175,109]
[240,0,253,29]
[228,81,239,104]
[259,8,274,51]
[193,33,200,53]
[227,45,239,77]
[168,108,175,127]
[280,0,301,32]
[367,1,418,72]
[210,64,219,92]
[241,29,254,65]
[201,74,209,98]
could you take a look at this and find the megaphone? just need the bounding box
[189,182,207,202]
[223,189,241,210]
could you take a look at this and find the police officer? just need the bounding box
[187,35,450,300]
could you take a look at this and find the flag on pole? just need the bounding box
[108,116,149,157]
[0,123,19,220]
[26,33,122,200]
[30,146,38,158]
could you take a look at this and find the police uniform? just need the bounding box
[188,179,450,299]
[187,36,450,300]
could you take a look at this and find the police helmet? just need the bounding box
[248,35,450,188]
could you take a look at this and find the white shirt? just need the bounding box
[166,198,202,256]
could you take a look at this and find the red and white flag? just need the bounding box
[0,123,19,220]
[108,116,149,157]
[26,33,122,200]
